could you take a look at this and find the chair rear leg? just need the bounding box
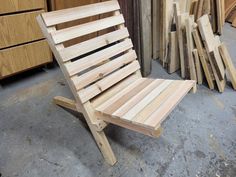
[81,104,117,166]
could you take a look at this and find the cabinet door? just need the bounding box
[0,10,45,49]
[0,0,45,15]
[0,40,52,78]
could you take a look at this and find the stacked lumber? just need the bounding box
[162,2,236,92]
[155,0,225,68]
[225,0,236,27]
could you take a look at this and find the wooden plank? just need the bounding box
[185,16,197,81]
[0,40,52,79]
[53,96,78,112]
[0,0,45,15]
[132,81,181,125]
[168,31,180,73]
[65,39,133,76]
[173,3,185,77]
[101,79,156,115]
[121,80,173,121]
[202,0,211,15]
[139,0,152,76]
[111,80,165,118]
[92,73,141,108]
[192,49,203,84]
[59,28,129,62]
[144,80,195,129]
[0,10,45,49]
[152,0,160,59]
[192,28,214,88]
[219,43,236,90]
[196,0,204,20]
[96,78,146,112]
[51,14,125,44]
[216,0,224,34]
[78,61,140,103]
[42,0,120,26]
[197,15,225,80]
[72,50,137,90]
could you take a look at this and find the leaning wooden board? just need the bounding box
[0,40,52,79]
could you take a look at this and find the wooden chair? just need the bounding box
[37,0,196,165]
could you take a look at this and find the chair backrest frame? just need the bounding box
[37,0,141,104]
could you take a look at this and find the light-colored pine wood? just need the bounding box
[51,14,125,44]
[121,80,173,121]
[197,15,225,81]
[0,40,52,79]
[112,80,164,118]
[78,61,141,103]
[192,49,203,84]
[53,96,78,112]
[59,28,129,62]
[168,31,180,73]
[144,80,195,129]
[73,50,137,90]
[38,1,195,165]
[219,43,236,90]
[42,0,120,26]
[192,28,215,89]
[37,15,117,166]
[173,2,185,77]
[0,0,45,15]
[132,81,181,125]
[185,16,197,81]
[0,10,45,49]
[65,39,133,77]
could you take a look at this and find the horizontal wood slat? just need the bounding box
[78,61,140,103]
[42,0,120,26]
[144,81,195,129]
[51,14,125,44]
[132,81,182,125]
[59,28,129,62]
[120,80,173,121]
[72,50,137,90]
[65,39,133,76]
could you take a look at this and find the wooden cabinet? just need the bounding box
[0,0,52,79]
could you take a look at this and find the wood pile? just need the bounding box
[155,1,236,92]
[225,0,236,27]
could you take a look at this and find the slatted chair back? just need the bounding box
[37,0,140,104]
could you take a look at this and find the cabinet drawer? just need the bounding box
[0,10,45,49]
[0,40,52,79]
[0,0,45,15]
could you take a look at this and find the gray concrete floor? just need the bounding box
[0,24,236,177]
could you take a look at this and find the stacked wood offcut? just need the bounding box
[158,0,236,92]
[225,0,236,27]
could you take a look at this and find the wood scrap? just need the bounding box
[168,31,180,73]
[192,49,204,84]
[219,43,236,90]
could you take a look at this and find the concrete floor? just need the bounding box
[0,24,236,177]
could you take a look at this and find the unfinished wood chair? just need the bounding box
[37,0,196,165]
